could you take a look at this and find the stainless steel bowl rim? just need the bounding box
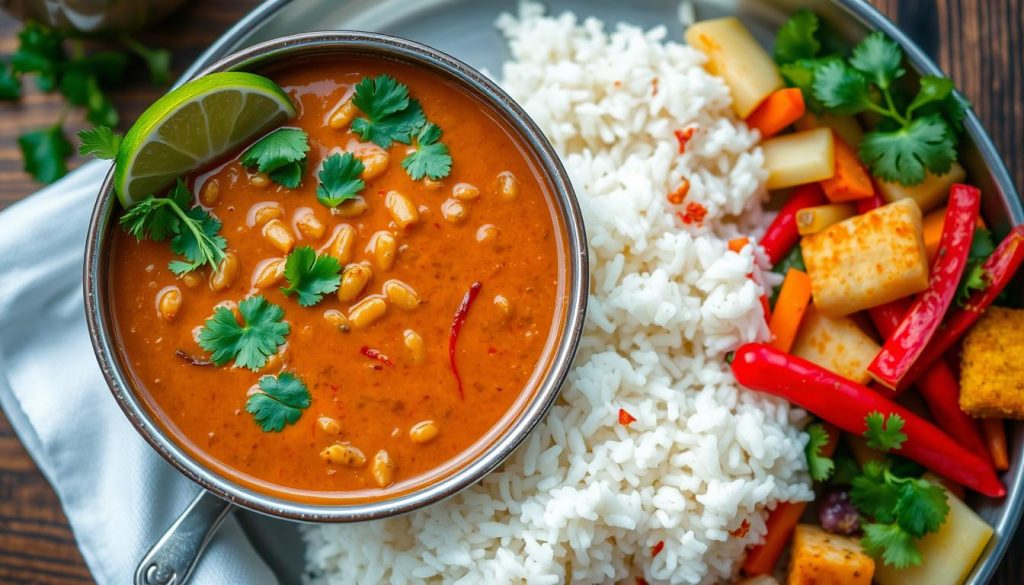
[83,31,589,523]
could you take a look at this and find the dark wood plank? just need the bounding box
[0,1,1020,584]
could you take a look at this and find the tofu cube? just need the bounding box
[685,17,784,118]
[792,304,881,384]
[762,127,836,190]
[877,162,967,214]
[787,524,874,585]
[959,306,1024,418]
[801,199,929,316]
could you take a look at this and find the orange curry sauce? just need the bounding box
[109,58,569,502]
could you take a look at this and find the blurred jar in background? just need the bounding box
[1,0,188,33]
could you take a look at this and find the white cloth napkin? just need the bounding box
[0,161,279,585]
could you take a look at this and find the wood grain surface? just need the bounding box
[0,0,1021,583]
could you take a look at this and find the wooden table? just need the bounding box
[0,0,1020,582]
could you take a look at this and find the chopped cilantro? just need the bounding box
[240,128,309,188]
[811,59,871,115]
[350,74,426,148]
[281,246,342,307]
[316,152,365,207]
[805,423,835,481]
[956,227,995,305]
[863,412,907,452]
[120,179,227,275]
[246,372,310,432]
[847,31,905,91]
[18,124,71,183]
[77,125,122,159]
[402,123,452,180]
[198,295,290,371]
[773,9,821,64]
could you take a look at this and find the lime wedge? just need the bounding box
[114,72,296,207]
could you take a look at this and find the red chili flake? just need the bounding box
[449,281,483,399]
[360,346,395,367]
[674,127,695,154]
[676,200,707,226]
[729,519,751,538]
[651,540,665,557]
[488,347,498,355]
[666,179,691,205]
[618,408,637,425]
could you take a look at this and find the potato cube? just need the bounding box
[685,17,783,118]
[787,524,874,585]
[874,484,992,585]
[795,111,864,147]
[762,128,836,190]
[792,304,881,384]
[877,162,967,214]
[801,199,929,316]
[959,306,1024,418]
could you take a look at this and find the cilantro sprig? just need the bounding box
[772,11,968,186]
[316,152,365,207]
[351,74,426,149]
[805,423,835,481]
[198,295,290,371]
[956,227,995,305]
[246,372,311,432]
[402,123,452,181]
[281,246,342,306]
[119,179,227,275]
[240,128,309,189]
[863,412,907,452]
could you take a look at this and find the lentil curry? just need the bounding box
[108,58,569,502]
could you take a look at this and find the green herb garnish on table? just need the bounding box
[316,152,365,207]
[281,246,342,307]
[246,372,311,432]
[240,127,309,188]
[198,295,290,371]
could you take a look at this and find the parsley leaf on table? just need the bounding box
[240,127,309,188]
[805,423,835,481]
[773,8,821,64]
[863,412,907,452]
[0,63,21,100]
[956,227,995,305]
[11,21,65,91]
[316,152,365,207]
[198,295,290,371]
[18,124,72,183]
[281,246,342,307]
[351,74,426,148]
[402,123,452,180]
[77,126,122,159]
[246,372,311,432]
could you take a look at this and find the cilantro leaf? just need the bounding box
[894,479,949,537]
[281,246,342,307]
[268,159,305,189]
[859,114,957,185]
[774,9,821,64]
[120,35,172,85]
[246,372,311,432]
[848,31,905,91]
[0,63,21,100]
[351,74,426,148]
[77,126,122,159]
[812,60,871,115]
[906,75,954,117]
[862,522,921,569]
[402,123,452,180]
[850,460,902,522]
[805,423,835,481]
[198,295,290,371]
[18,124,71,183]
[240,127,309,177]
[170,206,226,269]
[316,152,365,207]
[11,22,65,91]
[864,412,907,452]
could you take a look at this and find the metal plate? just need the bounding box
[184,0,1023,582]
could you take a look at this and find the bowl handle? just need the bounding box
[134,490,234,585]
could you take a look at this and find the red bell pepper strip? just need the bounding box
[902,224,1024,385]
[868,184,981,390]
[867,300,990,462]
[731,343,1005,497]
[761,184,826,265]
[855,190,885,214]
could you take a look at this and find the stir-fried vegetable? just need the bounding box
[761,184,826,264]
[762,127,836,189]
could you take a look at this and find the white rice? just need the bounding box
[303,3,812,583]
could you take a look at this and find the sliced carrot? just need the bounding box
[923,206,988,263]
[742,423,839,576]
[728,237,750,253]
[981,418,1009,471]
[819,133,874,202]
[768,268,812,353]
[745,88,806,139]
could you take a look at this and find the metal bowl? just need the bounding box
[83,31,588,584]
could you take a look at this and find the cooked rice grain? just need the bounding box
[303,4,812,583]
